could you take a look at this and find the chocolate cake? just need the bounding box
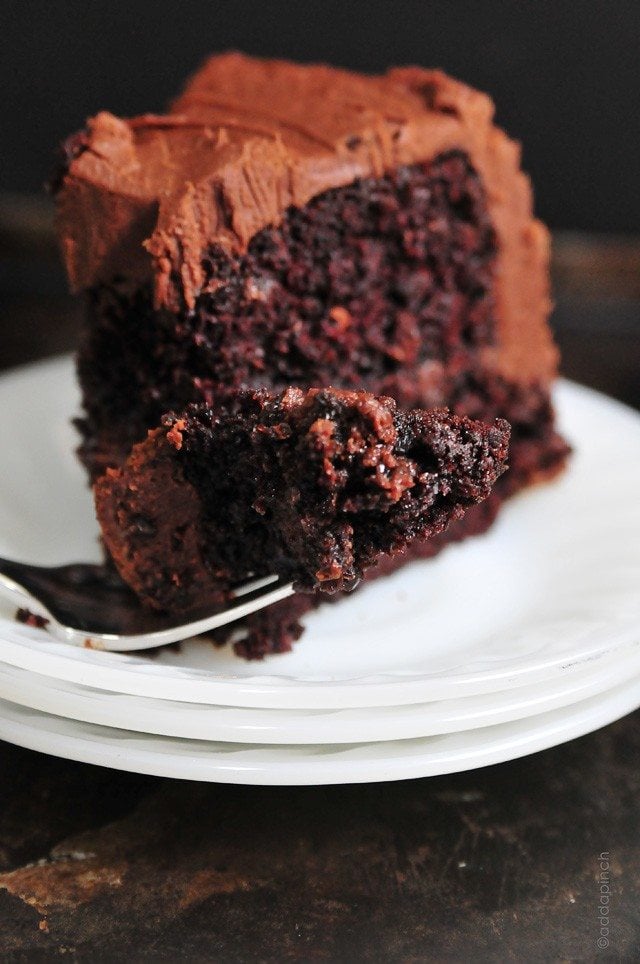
[53,53,569,656]
[95,388,509,617]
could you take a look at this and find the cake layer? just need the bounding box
[94,389,509,614]
[76,150,503,478]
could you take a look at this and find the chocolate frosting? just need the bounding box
[55,52,557,382]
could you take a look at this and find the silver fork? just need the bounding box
[0,556,295,652]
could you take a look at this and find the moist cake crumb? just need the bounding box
[94,388,510,615]
[15,608,50,629]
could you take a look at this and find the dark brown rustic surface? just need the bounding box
[0,199,638,961]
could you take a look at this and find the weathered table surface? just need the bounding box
[0,204,638,961]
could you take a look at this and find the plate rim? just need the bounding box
[0,676,638,784]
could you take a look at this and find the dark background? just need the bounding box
[2,0,639,232]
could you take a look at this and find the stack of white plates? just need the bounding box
[0,357,639,785]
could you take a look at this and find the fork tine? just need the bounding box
[232,573,280,598]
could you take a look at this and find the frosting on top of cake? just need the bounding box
[55,53,556,381]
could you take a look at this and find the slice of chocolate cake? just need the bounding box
[52,54,569,656]
[94,389,509,616]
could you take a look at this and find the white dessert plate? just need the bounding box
[0,637,638,744]
[0,674,638,784]
[0,356,639,709]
